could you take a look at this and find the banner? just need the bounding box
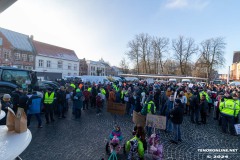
[107,101,126,115]
[132,111,146,127]
[146,114,166,130]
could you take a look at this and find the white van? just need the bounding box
[169,79,177,83]
[182,79,191,83]
[80,76,109,84]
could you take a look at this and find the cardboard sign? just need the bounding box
[146,114,166,130]
[107,101,126,115]
[234,124,240,135]
[132,110,146,127]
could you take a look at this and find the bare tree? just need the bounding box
[119,57,129,74]
[163,59,179,75]
[152,37,169,74]
[126,38,140,74]
[200,37,226,81]
[172,36,198,75]
[137,33,151,73]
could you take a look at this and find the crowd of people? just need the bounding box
[0,79,239,159]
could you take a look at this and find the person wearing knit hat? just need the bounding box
[72,88,84,119]
[0,94,13,125]
[3,94,11,101]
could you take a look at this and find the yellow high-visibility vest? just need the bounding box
[44,92,55,104]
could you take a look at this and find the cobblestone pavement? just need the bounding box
[20,105,240,160]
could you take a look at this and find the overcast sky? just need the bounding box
[0,0,239,74]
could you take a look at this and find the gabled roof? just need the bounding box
[32,40,79,62]
[86,60,105,66]
[0,0,17,13]
[0,27,33,52]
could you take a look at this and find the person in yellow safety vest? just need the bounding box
[141,95,156,116]
[100,87,106,95]
[87,87,92,92]
[219,93,240,135]
[43,88,55,124]
[100,87,106,104]
[121,88,128,102]
[141,95,156,137]
[199,89,210,103]
[70,83,76,89]
[113,83,119,92]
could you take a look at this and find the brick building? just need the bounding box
[0,27,35,70]
[231,51,240,80]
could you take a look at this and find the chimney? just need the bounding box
[30,35,34,40]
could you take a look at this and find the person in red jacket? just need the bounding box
[83,88,90,110]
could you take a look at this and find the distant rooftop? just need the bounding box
[86,60,105,66]
[32,40,79,62]
[0,0,17,13]
[0,27,33,52]
[233,51,240,63]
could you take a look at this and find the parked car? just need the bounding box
[229,81,240,87]
[38,81,59,91]
[0,81,18,97]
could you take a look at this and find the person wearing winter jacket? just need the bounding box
[109,125,123,141]
[170,99,184,144]
[161,95,174,133]
[72,88,83,119]
[199,94,208,124]
[185,90,192,115]
[0,94,13,125]
[96,93,103,115]
[179,91,187,114]
[189,90,200,124]
[126,129,145,160]
[56,86,67,118]
[27,91,42,128]
[145,133,164,160]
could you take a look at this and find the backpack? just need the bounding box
[128,139,140,160]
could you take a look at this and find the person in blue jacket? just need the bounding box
[27,91,43,128]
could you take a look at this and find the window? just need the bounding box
[25,66,32,70]
[2,69,30,87]
[15,53,21,60]
[47,61,51,68]
[74,73,77,76]
[16,65,22,69]
[3,51,10,59]
[68,73,71,76]
[58,61,63,69]
[29,55,34,62]
[68,63,72,70]
[74,64,77,70]
[22,54,27,61]
[39,60,44,67]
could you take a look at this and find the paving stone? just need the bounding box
[20,105,240,160]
